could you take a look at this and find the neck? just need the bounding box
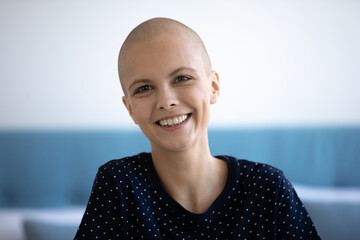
[150,132,227,213]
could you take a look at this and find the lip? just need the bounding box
[155,113,191,131]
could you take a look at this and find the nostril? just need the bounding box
[157,102,177,110]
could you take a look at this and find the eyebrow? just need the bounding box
[168,66,197,78]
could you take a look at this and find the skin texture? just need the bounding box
[118,18,227,213]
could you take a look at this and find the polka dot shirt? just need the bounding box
[75,152,321,239]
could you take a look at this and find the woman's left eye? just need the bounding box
[175,75,191,83]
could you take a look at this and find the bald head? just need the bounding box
[118,18,212,93]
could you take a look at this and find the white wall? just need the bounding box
[1,0,359,129]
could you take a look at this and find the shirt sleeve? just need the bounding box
[74,165,123,240]
[275,173,321,239]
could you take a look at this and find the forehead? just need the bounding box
[121,34,205,83]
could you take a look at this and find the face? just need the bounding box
[121,34,220,153]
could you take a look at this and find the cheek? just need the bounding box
[131,100,153,123]
[192,81,212,103]
[185,83,212,119]
[132,105,145,121]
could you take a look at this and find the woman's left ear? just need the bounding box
[210,71,220,104]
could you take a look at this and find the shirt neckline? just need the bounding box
[142,152,235,221]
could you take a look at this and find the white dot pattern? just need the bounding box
[75,152,321,239]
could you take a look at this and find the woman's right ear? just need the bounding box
[122,96,138,125]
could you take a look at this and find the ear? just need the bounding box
[210,71,220,104]
[122,96,138,125]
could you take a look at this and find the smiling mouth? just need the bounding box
[156,114,191,127]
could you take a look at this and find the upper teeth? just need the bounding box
[159,114,189,126]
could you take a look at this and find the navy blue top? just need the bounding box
[75,152,320,239]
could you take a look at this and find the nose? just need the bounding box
[156,88,179,110]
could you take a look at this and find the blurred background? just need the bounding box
[0,0,359,240]
[1,0,359,129]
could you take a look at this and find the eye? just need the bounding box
[175,75,191,83]
[134,85,153,95]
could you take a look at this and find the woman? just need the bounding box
[75,17,320,240]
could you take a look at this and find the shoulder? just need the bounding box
[100,152,151,169]
[219,155,285,179]
[220,155,292,193]
[96,152,152,181]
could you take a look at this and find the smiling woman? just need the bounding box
[74,17,321,240]
[118,21,219,155]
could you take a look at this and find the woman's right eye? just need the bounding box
[134,85,153,95]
